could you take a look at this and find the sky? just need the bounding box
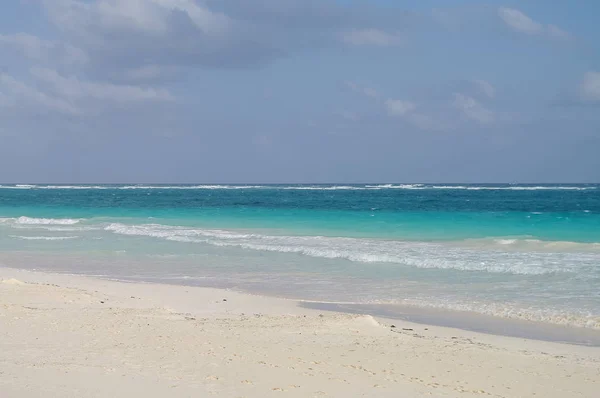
[0,0,599,183]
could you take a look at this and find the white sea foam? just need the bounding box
[0,184,268,190]
[1,184,595,190]
[104,223,600,276]
[428,185,594,191]
[14,217,82,225]
[366,184,424,189]
[118,185,268,190]
[9,235,79,241]
[463,237,600,253]
[0,185,35,189]
[396,298,600,330]
[283,186,364,190]
[495,239,518,245]
[11,225,101,232]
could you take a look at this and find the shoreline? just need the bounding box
[2,266,600,397]
[302,302,600,347]
[5,264,600,347]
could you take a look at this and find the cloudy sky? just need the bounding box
[0,0,599,183]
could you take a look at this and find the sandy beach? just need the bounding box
[1,267,599,398]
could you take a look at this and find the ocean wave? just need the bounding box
[9,235,79,241]
[11,225,101,232]
[283,186,367,190]
[365,184,424,189]
[104,223,599,276]
[462,237,600,252]
[14,217,82,225]
[118,185,268,190]
[285,184,425,190]
[0,184,268,190]
[394,299,600,330]
[428,185,595,191]
[0,184,595,191]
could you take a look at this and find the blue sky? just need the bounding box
[0,0,599,183]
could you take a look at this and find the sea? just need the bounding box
[1,183,599,335]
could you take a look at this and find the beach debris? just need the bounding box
[402,328,413,331]
[100,301,105,304]
[222,298,227,302]
[390,325,396,328]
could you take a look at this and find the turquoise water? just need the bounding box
[1,184,599,329]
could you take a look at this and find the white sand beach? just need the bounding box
[1,267,599,398]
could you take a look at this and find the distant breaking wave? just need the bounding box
[0,184,596,191]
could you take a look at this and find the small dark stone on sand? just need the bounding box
[100,301,105,304]
[390,325,396,328]
[402,328,413,331]
[425,328,429,331]
[223,299,227,302]
[319,314,324,318]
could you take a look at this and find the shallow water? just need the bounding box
[1,183,599,330]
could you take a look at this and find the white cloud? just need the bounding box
[384,99,449,130]
[45,0,230,36]
[498,7,542,35]
[337,110,359,121]
[362,87,380,99]
[580,71,600,102]
[125,65,165,81]
[0,73,80,115]
[473,80,495,99]
[30,68,174,102]
[151,0,231,35]
[341,29,404,47]
[346,82,446,130]
[453,93,494,124]
[547,24,571,40]
[385,99,416,116]
[345,81,380,99]
[0,92,13,108]
[39,0,280,72]
[0,33,87,66]
[498,7,571,40]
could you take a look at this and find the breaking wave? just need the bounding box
[0,184,595,191]
[394,298,600,330]
[104,223,600,276]
[9,235,79,241]
[13,217,83,225]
